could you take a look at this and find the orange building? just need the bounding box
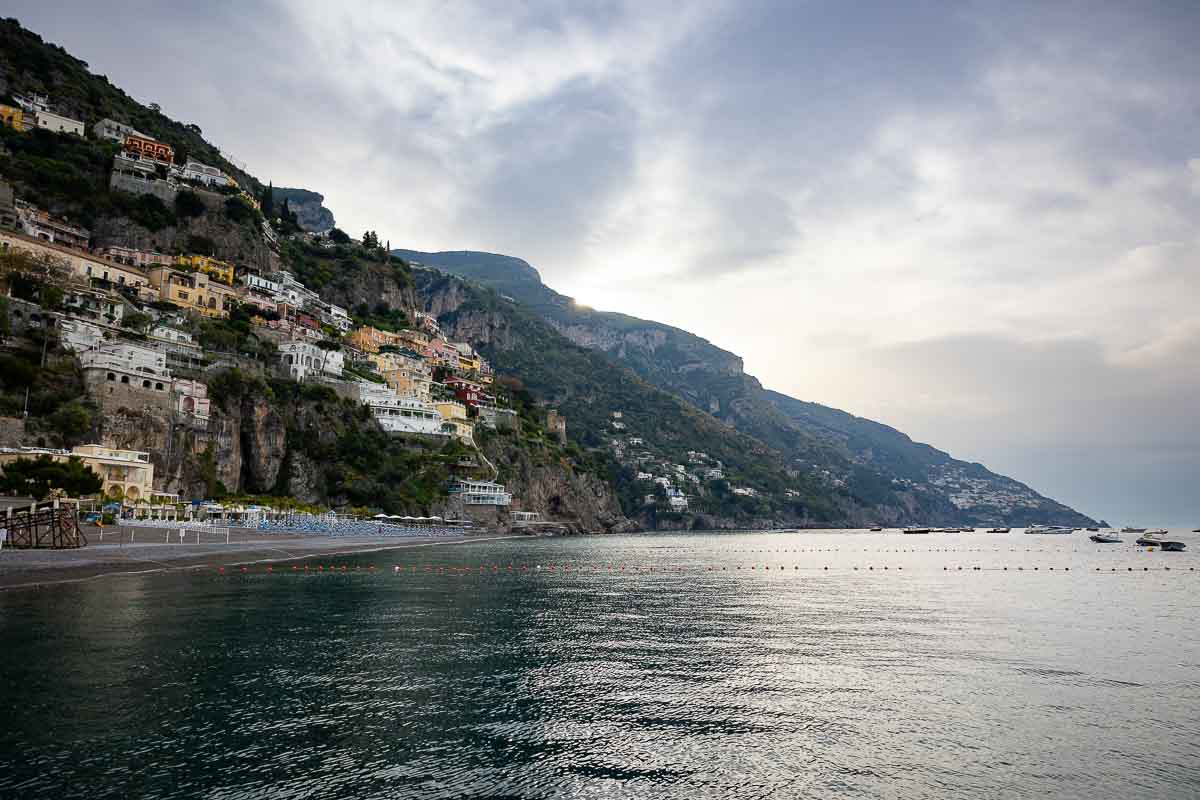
[123,135,174,164]
[0,104,25,131]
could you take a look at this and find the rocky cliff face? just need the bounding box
[271,187,335,232]
[481,437,634,534]
[92,190,280,275]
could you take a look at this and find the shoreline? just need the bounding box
[0,533,524,592]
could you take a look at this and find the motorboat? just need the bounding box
[903,527,932,534]
[1026,525,1076,535]
[1146,528,1168,536]
[868,526,883,531]
[1121,526,1146,534]
[1136,533,1163,546]
[959,527,976,532]
[1089,531,1122,543]
[1160,541,1186,552]
[987,527,1011,533]
[1085,527,1099,532]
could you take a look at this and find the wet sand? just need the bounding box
[0,527,520,591]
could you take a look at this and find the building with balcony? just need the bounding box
[448,479,512,506]
[0,229,150,292]
[172,159,230,188]
[369,349,432,401]
[123,134,174,165]
[354,382,446,437]
[72,444,156,501]
[79,341,170,388]
[177,253,234,285]
[15,200,90,249]
[98,245,169,269]
[147,265,230,318]
[279,341,344,381]
[347,325,405,354]
[434,400,475,443]
[0,445,155,502]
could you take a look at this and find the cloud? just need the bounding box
[6,0,1200,522]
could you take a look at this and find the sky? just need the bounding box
[9,1,1199,526]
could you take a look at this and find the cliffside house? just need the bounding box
[279,340,344,381]
[34,110,84,136]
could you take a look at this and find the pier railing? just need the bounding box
[2,499,87,549]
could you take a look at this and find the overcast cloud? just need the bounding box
[10,1,1199,525]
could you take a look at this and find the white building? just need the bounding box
[93,118,146,144]
[449,480,513,506]
[705,467,725,480]
[272,270,321,309]
[13,93,50,113]
[172,159,230,188]
[325,303,352,332]
[279,341,343,381]
[732,487,758,497]
[355,381,445,436]
[35,110,85,136]
[59,319,106,353]
[79,341,171,392]
[665,487,689,511]
[653,477,672,488]
[150,325,194,345]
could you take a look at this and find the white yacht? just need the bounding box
[1121,526,1146,533]
[1025,525,1076,535]
[1089,531,1122,543]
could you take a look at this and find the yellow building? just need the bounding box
[147,265,229,318]
[177,254,235,285]
[369,350,432,400]
[434,400,474,443]
[348,325,404,354]
[0,104,26,131]
[0,444,155,502]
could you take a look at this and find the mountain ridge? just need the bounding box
[394,248,1097,527]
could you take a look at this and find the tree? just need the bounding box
[362,230,379,249]
[175,190,207,219]
[317,338,341,374]
[0,455,103,500]
[262,181,274,217]
[48,401,93,445]
[121,311,152,333]
[329,227,350,245]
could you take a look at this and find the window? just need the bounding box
[107,372,115,381]
[155,382,164,391]
[142,380,151,388]
[121,376,129,384]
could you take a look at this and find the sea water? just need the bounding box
[1,530,1197,799]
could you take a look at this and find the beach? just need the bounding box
[0,526,518,590]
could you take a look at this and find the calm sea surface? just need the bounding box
[1,530,1198,799]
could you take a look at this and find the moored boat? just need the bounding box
[1136,534,1163,546]
[1085,527,1099,532]
[1160,541,1186,552]
[1089,531,1122,543]
[903,527,932,534]
[1121,526,1146,534]
[869,526,883,531]
[1025,525,1076,535]
[1146,528,1168,536]
[987,527,1011,533]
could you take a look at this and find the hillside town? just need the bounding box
[0,94,538,524]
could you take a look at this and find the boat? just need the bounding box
[1160,541,1186,552]
[1026,525,1076,535]
[1089,531,1122,543]
[1146,528,1168,536]
[987,527,1011,533]
[1085,527,1099,532]
[1121,526,1146,534]
[959,527,976,532]
[1136,534,1163,546]
[869,526,883,531]
[903,527,932,534]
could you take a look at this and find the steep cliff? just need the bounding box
[270,187,335,232]
[398,249,1098,527]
